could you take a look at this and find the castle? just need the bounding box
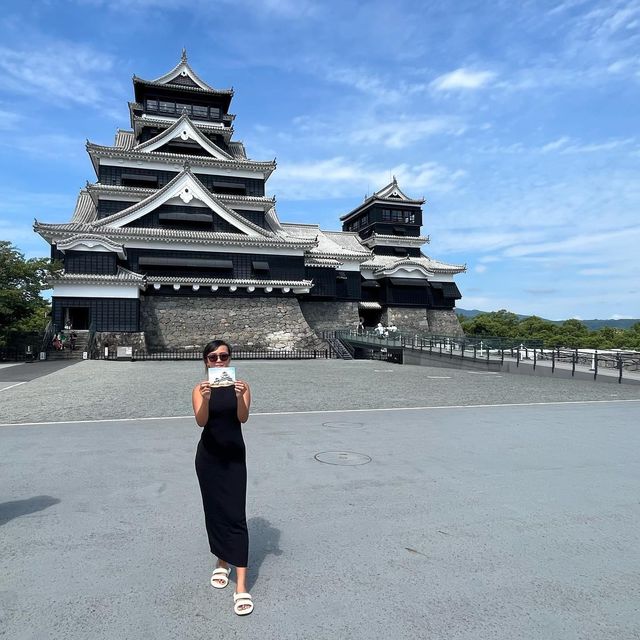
[34,51,465,351]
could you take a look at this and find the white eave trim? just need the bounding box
[55,234,126,259]
[135,114,233,160]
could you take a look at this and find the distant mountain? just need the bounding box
[456,308,639,330]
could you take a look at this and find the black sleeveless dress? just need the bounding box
[195,385,248,567]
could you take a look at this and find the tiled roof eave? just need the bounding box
[35,224,316,249]
[86,144,275,172]
[134,115,234,136]
[134,113,235,160]
[309,250,372,262]
[147,276,313,287]
[86,183,276,207]
[52,268,146,287]
[133,76,233,96]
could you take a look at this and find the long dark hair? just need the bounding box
[202,339,232,360]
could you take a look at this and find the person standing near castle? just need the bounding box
[191,339,253,616]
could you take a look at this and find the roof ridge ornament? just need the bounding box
[181,47,188,63]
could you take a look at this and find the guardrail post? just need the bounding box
[500,349,504,365]
[552,350,555,373]
[473,346,477,361]
[572,350,576,376]
[516,347,520,367]
[533,348,537,370]
[450,340,453,359]
[594,351,598,380]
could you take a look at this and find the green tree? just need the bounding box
[0,241,59,345]
[460,309,520,338]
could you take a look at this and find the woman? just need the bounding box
[192,340,253,616]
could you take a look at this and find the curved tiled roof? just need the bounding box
[132,113,234,137]
[134,113,234,160]
[86,142,275,174]
[114,130,136,150]
[70,190,97,224]
[91,167,271,237]
[282,224,371,261]
[35,221,317,250]
[53,266,146,286]
[147,276,312,288]
[361,254,466,275]
[85,182,275,208]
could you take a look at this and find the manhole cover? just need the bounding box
[322,421,365,429]
[314,451,372,466]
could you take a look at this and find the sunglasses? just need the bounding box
[206,352,230,363]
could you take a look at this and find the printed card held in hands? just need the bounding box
[208,366,236,388]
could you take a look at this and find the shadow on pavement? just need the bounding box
[247,516,282,590]
[0,495,61,526]
[0,360,81,383]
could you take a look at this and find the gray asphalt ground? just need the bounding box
[2,360,640,639]
[2,358,640,424]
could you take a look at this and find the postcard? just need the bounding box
[208,366,236,388]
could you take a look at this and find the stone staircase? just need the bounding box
[44,330,90,360]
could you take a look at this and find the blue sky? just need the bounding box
[1,0,638,320]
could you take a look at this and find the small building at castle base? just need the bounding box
[34,52,466,352]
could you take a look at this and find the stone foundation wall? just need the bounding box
[95,331,147,352]
[298,300,361,334]
[383,307,464,336]
[427,309,464,336]
[383,307,431,334]
[140,295,326,350]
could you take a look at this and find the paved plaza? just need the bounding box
[1,359,639,639]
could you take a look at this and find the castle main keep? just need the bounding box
[34,52,466,351]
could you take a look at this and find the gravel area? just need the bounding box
[2,358,640,425]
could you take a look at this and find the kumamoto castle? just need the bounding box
[34,52,466,353]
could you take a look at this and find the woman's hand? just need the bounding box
[234,380,247,398]
[199,381,211,399]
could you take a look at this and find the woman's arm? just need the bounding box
[192,382,211,427]
[234,380,251,424]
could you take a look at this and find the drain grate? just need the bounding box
[314,451,372,466]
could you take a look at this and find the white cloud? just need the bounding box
[0,41,122,112]
[348,116,466,149]
[475,264,487,273]
[541,136,635,154]
[541,136,572,152]
[431,68,497,91]
[502,224,640,258]
[271,156,465,199]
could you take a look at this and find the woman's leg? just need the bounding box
[212,557,229,586]
[235,566,251,610]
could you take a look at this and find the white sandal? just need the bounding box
[210,566,231,589]
[233,592,254,616]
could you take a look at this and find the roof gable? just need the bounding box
[135,114,233,160]
[151,49,214,91]
[92,169,270,237]
[374,177,415,201]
